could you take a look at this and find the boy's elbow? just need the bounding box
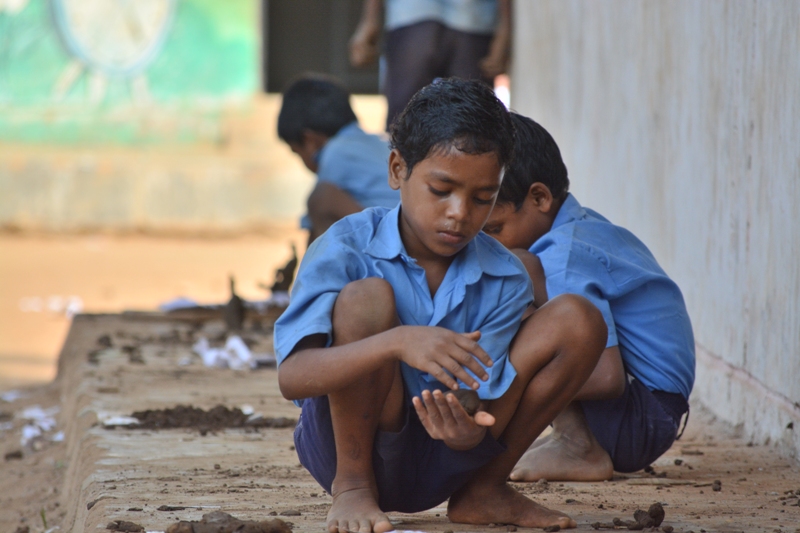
[277,366,302,401]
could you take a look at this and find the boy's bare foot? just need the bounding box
[327,487,394,533]
[509,431,613,482]
[448,482,576,529]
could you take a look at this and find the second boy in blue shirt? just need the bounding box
[275,79,608,532]
[278,74,400,243]
[483,113,695,481]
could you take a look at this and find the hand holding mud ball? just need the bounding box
[413,387,494,451]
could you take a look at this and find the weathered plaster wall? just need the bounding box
[511,1,799,458]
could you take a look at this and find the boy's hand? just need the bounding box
[394,327,492,390]
[413,389,496,451]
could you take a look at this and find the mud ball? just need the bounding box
[447,389,481,416]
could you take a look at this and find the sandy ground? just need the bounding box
[0,232,304,389]
[1,314,798,533]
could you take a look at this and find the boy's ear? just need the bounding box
[528,183,555,213]
[387,149,407,190]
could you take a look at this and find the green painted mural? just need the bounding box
[0,0,260,144]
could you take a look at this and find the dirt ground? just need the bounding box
[0,233,304,389]
[1,313,799,533]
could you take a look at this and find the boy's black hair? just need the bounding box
[497,113,569,208]
[277,74,358,143]
[389,78,515,177]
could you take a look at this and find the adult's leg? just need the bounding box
[326,278,405,533]
[441,27,493,84]
[384,21,446,128]
[448,294,607,529]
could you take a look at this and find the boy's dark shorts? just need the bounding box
[294,394,506,513]
[581,376,689,473]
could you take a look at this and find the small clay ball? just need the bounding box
[447,389,480,416]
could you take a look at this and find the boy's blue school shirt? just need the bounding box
[531,194,695,398]
[300,122,399,229]
[277,205,533,405]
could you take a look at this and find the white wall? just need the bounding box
[511,1,799,458]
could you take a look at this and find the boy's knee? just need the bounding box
[549,294,607,344]
[332,278,397,338]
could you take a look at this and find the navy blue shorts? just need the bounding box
[581,377,689,473]
[294,394,506,513]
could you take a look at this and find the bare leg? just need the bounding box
[448,294,607,529]
[510,346,624,482]
[307,182,363,243]
[326,279,403,533]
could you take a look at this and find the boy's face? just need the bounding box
[483,195,552,250]
[388,148,502,262]
[288,130,329,173]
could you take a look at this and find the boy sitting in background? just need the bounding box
[274,79,608,532]
[483,113,695,480]
[278,74,400,243]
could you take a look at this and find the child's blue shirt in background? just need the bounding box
[277,205,533,404]
[300,122,399,229]
[531,194,695,398]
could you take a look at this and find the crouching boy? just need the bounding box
[482,113,695,481]
[278,74,400,243]
[274,79,607,532]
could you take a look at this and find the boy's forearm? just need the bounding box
[278,328,400,400]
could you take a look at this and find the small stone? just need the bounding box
[214,464,221,470]
[674,459,683,466]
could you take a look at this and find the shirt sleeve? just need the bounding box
[273,229,368,364]
[316,143,348,188]
[539,243,619,348]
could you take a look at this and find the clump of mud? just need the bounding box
[166,511,292,533]
[107,520,144,532]
[123,405,295,432]
[592,502,666,530]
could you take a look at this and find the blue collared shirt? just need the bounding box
[531,194,695,398]
[301,122,399,229]
[276,205,533,404]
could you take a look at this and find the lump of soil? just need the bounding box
[647,502,665,526]
[166,511,292,533]
[128,405,296,432]
[446,389,480,416]
[107,520,144,532]
[4,449,23,461]
[592,502,665,530]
